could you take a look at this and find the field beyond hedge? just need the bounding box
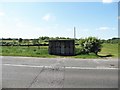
[0,43,118,58]
[98,43,118,57]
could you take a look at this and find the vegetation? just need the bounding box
[98,43,118,57]
[101,38,120,44]
[18,38,23,45]
[0,46,55,58]
[79,37,102,55]
[0,43,118,58]
[32,39,40,49]
[0,37,119,46]
[0,36,119,58]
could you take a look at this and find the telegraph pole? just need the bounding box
[74,27,76,39]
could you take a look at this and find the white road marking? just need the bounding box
[2,64,118,70]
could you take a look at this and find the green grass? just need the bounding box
[98,43,118,57]
[0,43,118,58]
[0,46,56,58]
[73,53,99,59]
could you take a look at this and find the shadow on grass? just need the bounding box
[75,52,114,58]
[98,54,114,58]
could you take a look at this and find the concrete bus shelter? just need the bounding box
[49,40,75,56]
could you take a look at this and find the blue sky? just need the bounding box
[0,1,118,39]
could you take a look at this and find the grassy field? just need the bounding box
[0,43,118,58]
[0,46,56,58]
[98,43,118,57]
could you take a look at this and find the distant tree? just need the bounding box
[50,37,55,40]
[80,37,102,55]
[55,37,59,40]
[39,36,50,41]
[59,37,66,39]
[100,39,106,44]
[67,37,70,39]
[103,38,120,44]
[18,38,23,45]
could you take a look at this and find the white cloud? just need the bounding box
[98,27,109,30]
[0,15,58,38]
[0,11,5,16]
[42,14,51,21]
[102,0,113,3]
[42,13,56,22]
[97,27,116,31]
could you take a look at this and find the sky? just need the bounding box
[0,0,119,39]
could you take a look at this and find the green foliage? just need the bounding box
[39,36,49,41]
[32,39,40,49]
[18,38,23,45]
[80,37,102,55]
[23,39,30,47]
[101,38,120,44]
[32,39,39,45]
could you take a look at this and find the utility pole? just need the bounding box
[74,27,76,39]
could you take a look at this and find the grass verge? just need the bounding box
[0,43,118,58]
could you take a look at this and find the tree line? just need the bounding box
[0,36,119,46]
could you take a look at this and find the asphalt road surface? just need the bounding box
[1,56,118,88]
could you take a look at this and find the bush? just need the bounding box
[80,37,102,55]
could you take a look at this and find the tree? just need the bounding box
[18,38,23,45]
[55,37,59,40]
[80,37,102,55]
[39,36,49,41]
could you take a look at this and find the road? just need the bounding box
[1,56,118,88]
